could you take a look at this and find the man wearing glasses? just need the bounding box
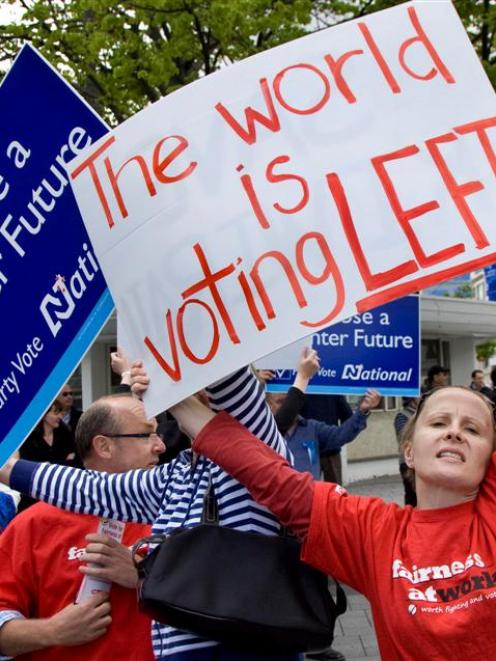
[56,384,83,434]
[0,393,162,660]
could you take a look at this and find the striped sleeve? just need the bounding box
[206,367,291,461]
[11,460,171,524]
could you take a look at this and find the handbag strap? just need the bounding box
[182,456,209,524]
[200,474,295,534]
[201,476,219,524]
[131,534,166,570]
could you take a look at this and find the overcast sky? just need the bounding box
[0,2,23,26]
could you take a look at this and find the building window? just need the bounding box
[66,368,82,410]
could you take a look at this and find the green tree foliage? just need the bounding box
[476,339,496,363]
[0,0,494,124]
[442,282,474,299]
[455,0,496,87]
[0,0,314,124]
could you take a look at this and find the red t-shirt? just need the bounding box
[302,453,496,660]
[0,502,154,660]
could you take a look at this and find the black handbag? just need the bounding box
[133,482,347,655]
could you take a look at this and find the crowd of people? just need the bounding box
[0,353,495,660]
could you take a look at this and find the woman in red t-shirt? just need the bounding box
[170,385,496,660]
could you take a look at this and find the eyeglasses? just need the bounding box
[103,432,165,442]
[61,392,73,397]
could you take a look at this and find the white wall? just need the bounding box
[81,343,110,409]
[449,337,478,387]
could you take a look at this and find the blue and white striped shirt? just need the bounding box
[10,368,292,659]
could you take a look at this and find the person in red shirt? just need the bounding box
[162,383,496,661]
[0,393,162,660]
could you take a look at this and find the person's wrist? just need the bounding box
[120,371,132,388]
[40,616,59,647]
[0,457,18,486]
[293,375,309,393]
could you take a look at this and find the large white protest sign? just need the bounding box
[69,0,496,414]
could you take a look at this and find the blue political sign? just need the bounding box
[0,45,113,465]
[484,264,496,301]
[267,296,420,396]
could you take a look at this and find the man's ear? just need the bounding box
[403,440,414,469]
[92,434,112,460]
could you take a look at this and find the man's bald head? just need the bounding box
[75,395,164,472]
[75,395,129,461]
